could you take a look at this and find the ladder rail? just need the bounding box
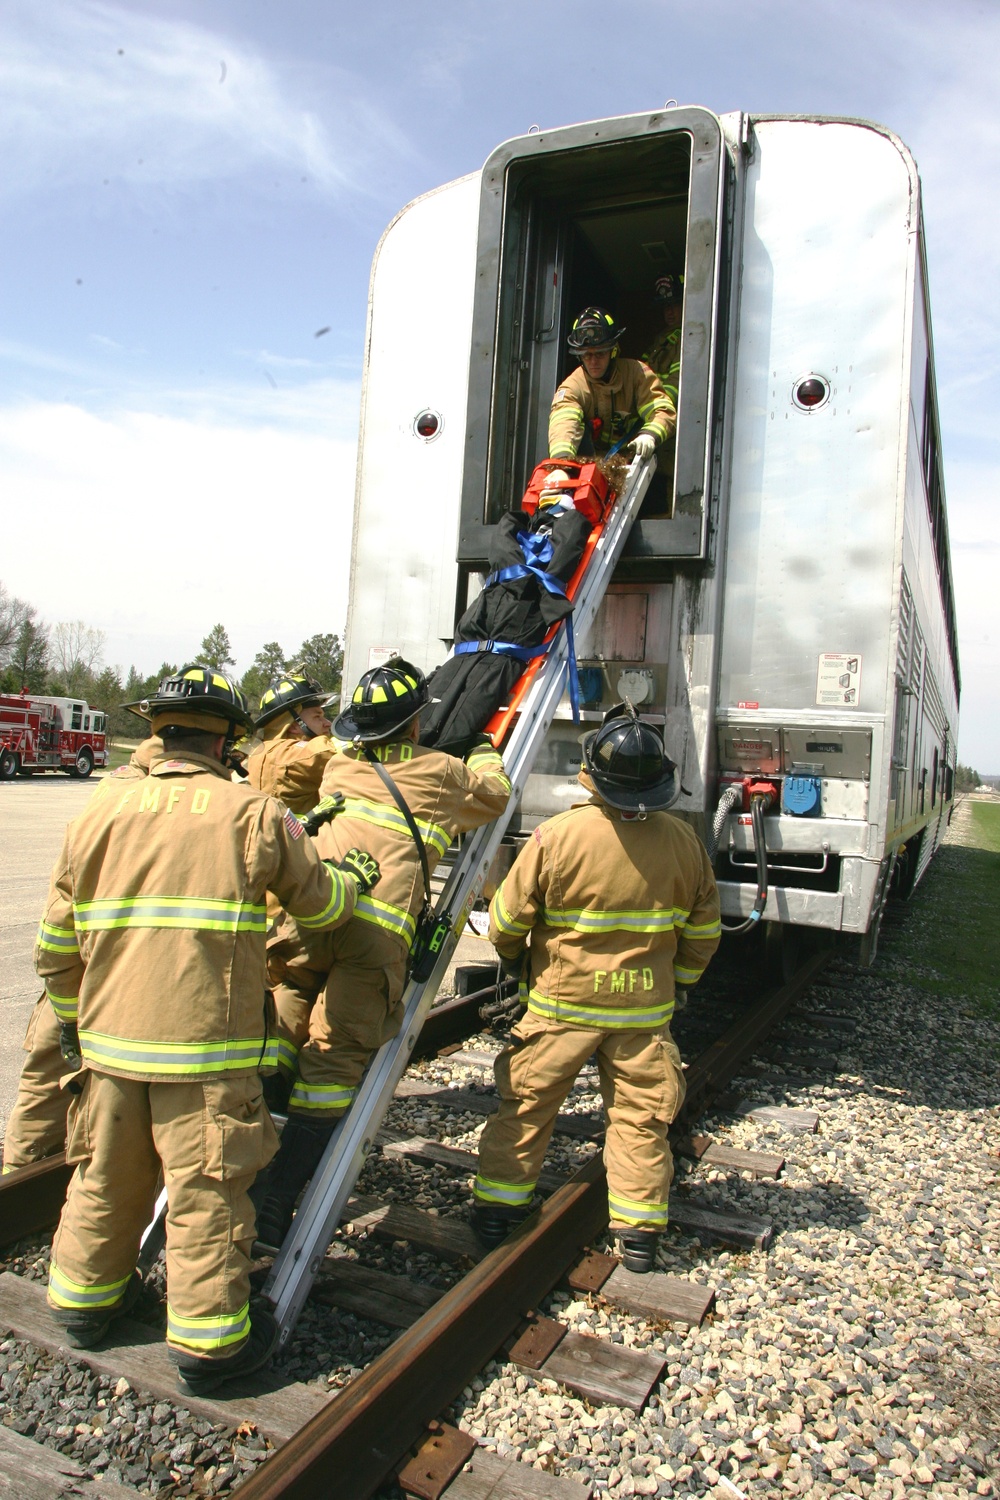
[264,456,654,1341]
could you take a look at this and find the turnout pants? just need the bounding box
[2,996,70,1172]
[48,1072,277,1359]
[474,1011,686,1230]
[285,920,409,1121]
[266,920,336,1079]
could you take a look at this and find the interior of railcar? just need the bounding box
[487,133,692,524]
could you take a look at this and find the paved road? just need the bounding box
[0,775,101,1139]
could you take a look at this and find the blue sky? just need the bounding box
[0,0,996,765]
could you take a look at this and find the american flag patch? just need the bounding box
[283,808,303,840]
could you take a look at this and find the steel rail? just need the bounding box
[0,1153,74,1247]
[232,952,827,1500]
[0,981,516,1252]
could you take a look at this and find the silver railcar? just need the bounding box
[342,108,959,954]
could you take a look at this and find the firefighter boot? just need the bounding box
[470,1200,534,1251]
[253,1117,336,1253]
[55,1270,144,1350]
[616,1228,660,1274]
[174,1306,280,1396]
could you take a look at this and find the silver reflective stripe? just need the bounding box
[542,906,684,933]
[74,896,266,933]
[289,1081,356,1111]
[342,797,452,859]
[37,921,79,952]
[167,1301,251,1351]
[353,894,416,944]
[608,1193,669,1226]
[527,990,672,1029]
[49,1262,131,1310]
[79,1031,265,1074]
[491,889,531,936]
[473,1175,536,1206]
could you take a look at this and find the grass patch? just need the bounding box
[969,799,1000,853]
[105,740,142,770]
[883,807,1000,1021]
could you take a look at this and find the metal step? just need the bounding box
[263,455,655,1345]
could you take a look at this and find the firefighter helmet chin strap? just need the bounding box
[292,710,317,740]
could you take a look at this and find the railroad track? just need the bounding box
[0,945,845,1500]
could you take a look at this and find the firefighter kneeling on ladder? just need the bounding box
[32,666,381,1394]
[472,704,721,1273]
[255,657,511,1251]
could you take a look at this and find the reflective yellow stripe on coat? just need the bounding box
[78,1031,269,1076]
[526,988,673,1030]
[73,896,267,933]
[341,797,453,860]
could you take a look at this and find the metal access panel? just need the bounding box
[718,725,784,775]
[458,108,725,566]
[783,726,872,780]
[717,119,916,719]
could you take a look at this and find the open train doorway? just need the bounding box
[458,109,724,567]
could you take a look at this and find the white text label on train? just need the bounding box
[816,653,863,706]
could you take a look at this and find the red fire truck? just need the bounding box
[0,694,109,780]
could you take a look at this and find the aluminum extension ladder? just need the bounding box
[264,455,656,1345]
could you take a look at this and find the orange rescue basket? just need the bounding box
[485,460,620,748]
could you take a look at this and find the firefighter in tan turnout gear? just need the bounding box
[472,705,721,1273]
[255,657,511,1250]
[2,737,163,1174]
[548,306,675,463]
[245,671,340,814]
[33,665,382,1394]
[246,670,345,1100]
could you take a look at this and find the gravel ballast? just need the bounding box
[2,809,998,1498]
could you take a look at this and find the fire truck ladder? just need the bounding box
[264,455,656,1345]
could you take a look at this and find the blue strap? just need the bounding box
[483,532,569,599]
[605,419,643,459]
[456,529,581,721]
[453,638,550,663]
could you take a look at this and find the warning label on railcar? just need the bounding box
[816,653,862,706]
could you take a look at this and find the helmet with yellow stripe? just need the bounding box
[125,664,254,735]
[567,306,625,356]
[256,672,330,731]
[333,657,428,743]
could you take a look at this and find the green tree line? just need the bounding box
[0,583,342,742]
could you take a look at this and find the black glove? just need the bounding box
[300,792,346,836]
[59,1022,82,1069]
[498,949,527,980]
[330,848,381,896]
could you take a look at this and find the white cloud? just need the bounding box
[0,386,360,677]
[0,0,410,201]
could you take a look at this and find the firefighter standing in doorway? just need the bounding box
[255,657,511,1249]
[33,665,381,1394]
[2,737,163,1174]
[548,306,675,463]
[641,274,683,411]
[472,704,721,1273]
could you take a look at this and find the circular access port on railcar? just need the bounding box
[413,409,443,440]
[792,375,830,411]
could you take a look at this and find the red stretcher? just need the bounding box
[486,459,621,748]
